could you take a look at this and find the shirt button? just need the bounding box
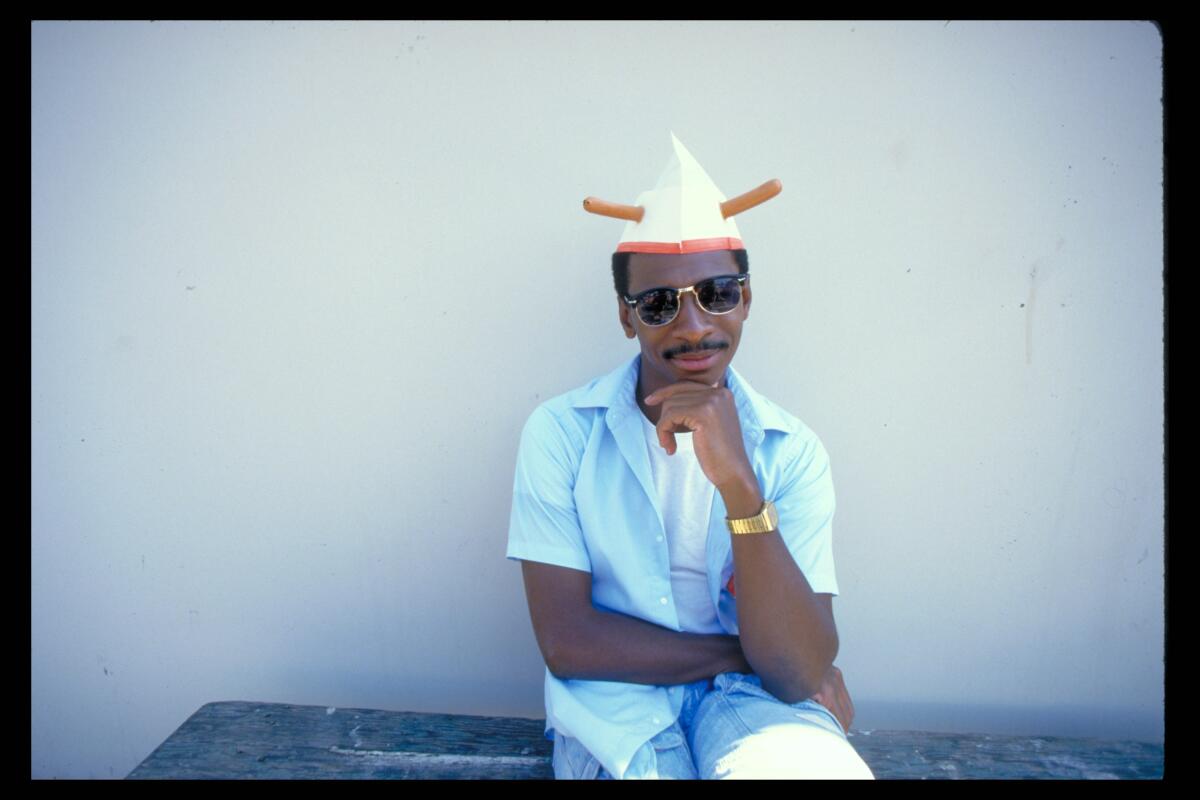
[660,596,669,605]
[652,717,661,725]
[657,535,663,542]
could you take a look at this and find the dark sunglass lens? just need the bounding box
[638,289,677,325]
[698,277,741,313]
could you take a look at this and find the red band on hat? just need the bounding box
[617,237,744,254]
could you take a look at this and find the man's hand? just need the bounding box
[644,382,756,492]
[809,664,855,733]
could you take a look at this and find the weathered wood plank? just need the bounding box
[128,701,555,779]
[127,701,1164,780]
[845,729,1163,780]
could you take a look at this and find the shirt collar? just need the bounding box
[571,353,797,436]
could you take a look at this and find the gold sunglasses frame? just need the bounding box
[623,273,750,327]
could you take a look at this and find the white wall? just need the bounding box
[31,21,1163,778]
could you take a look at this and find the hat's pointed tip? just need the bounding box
[668,132,699,169]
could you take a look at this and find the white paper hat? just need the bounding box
[584,132,781,254]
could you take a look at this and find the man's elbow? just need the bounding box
[546,652,571,680]
[777,633,839,704]
[774,663,833,705]
[544,634,577,680]
[794,662,836,703]
[538,606,597,681]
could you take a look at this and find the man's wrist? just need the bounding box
[718,474,765,520]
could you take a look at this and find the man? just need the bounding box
[506,135,874,779]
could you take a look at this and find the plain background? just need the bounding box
[31,21,1163,778]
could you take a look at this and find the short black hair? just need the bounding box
[611,249,749,298]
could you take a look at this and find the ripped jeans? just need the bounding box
[551,671,875,779]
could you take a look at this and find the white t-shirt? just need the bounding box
[640,412,722,634]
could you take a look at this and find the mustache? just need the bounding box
[664,340,729,360]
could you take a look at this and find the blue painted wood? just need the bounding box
[126,701,1164,780]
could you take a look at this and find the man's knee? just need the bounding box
[703,724,875,779]
[690,673,874,779]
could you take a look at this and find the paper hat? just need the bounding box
[583,132,781,254]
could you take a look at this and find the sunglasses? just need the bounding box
[623,274,750,327]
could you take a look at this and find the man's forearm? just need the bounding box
[551,605,752,685]
[730,531,837,702]
[722,479,839,704]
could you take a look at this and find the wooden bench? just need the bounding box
[127,700,1164,779]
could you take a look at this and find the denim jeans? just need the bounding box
[551,671,875,779]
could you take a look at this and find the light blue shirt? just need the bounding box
[506,353,839,780]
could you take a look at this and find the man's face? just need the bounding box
[617,250,752,395]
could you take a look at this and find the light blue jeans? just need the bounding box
[551,671,875,779]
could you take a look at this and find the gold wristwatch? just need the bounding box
[725,499,778,535]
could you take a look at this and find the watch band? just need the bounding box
[726,499,778,535]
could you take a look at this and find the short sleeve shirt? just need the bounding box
[506,354,838,780]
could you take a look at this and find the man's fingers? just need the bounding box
[658,428,676,456]
[645,380,717,406]
[832,676,854,731]
[834,693,851,730]
[813,692,849,731]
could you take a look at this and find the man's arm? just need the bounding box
[731,528,838,702]
[720,471,838,704]
[521,559,752,685]
[645,383,839,704]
